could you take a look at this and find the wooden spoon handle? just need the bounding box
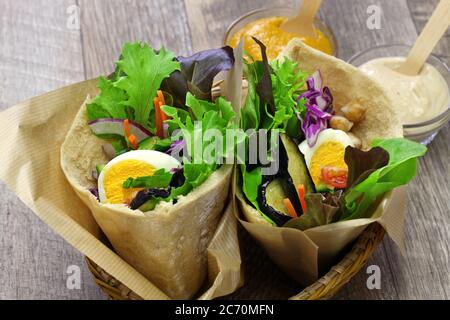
[298,0,323,24]
[400,0,450,75]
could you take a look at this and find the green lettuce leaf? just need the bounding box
[167,163,213,200]
[115,43,180,129]
[160,94,238,200]
[240,38,307,134]
[240,165,276,225]
[342,138,427,220]
[270,58,307,137]
[123,169,173,189]
[241,165,262,211]
[240,62,262,131]
[185,92,234,123]
[86,42,180,131]
[270,58,307,110]
[138,136,172,152]
[86,77,128,121]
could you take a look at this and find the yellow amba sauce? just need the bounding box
[228,16,333,61]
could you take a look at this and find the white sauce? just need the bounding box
[359,57,450,124]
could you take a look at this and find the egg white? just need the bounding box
[97,150,181,203]
[298,128,354,169]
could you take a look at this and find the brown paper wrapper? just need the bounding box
[233,39,408,289]
[236,188,406,288]
[0,80,243,300]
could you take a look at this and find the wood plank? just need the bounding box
[320,0,450,300]
[78,0,193,78]
[2,0,449,300]
[0,0,104,299]
[321,1,450,300]
[0,0,85,107]
[403,2,450,299]
[319,0,418,60]
[335,1,450,299]
[407,0,450,65]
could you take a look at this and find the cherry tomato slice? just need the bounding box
[321,167,348,189]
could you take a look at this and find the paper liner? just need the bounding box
[0,80,242,300]
[236,187,406,287]
[234,39,408,287]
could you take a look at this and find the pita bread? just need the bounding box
[239,39,402,226]
[61,99,233,299]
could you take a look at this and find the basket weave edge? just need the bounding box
[291,223,385,300]
[85,222,385,300]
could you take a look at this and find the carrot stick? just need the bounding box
[157,91,169,122]
[157,90,165,105]
[123,119,131,137]
[154,98,164,138]
[297,184,307,214]
[128,134,138,150]
[283,198,297,218]
[154,90,170,138]
[123,119,138,149]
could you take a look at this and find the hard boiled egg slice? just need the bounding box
[298,128,354,188]
[97,150,181,205]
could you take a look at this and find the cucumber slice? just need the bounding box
[96,164,105,176]
[138,198,160,212]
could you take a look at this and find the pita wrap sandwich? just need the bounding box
[61,42,239,299]
[237,38,426,252]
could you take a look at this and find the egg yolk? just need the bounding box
[228,16,333,61]
[103,160,156,204]
[309,141,348,187]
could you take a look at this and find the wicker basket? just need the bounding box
[86,222,385,300]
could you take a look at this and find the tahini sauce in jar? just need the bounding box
[359,57,450,125]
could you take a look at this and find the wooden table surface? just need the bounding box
[0,0,449,300]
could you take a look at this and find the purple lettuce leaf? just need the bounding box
[161,46,235,107]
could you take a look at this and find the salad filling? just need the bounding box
[239,38,427,229]
[86,42,238,212]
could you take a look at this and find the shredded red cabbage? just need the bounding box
[166,139,185,157]
[296,71,334,147]
[89,188,99,200]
